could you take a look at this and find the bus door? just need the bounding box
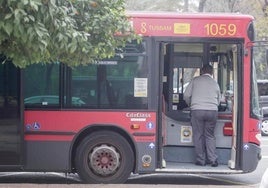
[161,43,203,165]
[160,42,239,169]
[0,61,22,166]
[208,43,241,169]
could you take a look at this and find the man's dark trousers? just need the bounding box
[191,110,218,164]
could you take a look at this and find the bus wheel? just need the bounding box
[75,131,134,184]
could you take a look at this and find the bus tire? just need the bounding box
[75,130,134,184]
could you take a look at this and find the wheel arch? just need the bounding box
[70,124,137,173]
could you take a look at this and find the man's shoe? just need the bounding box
[211,161,218,167]
[195,161,206,166]
[206,161,212,165]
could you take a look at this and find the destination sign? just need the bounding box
[130,16,252,38]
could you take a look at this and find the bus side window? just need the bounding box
[97,65,119,108]
[70,41,148,109]
[24,63,60,107]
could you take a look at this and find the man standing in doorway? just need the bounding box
[184,64,221,167]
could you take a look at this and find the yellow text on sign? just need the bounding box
[204,23,237,36]
[174,23,191,34]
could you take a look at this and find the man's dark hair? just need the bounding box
[201,64,213,75]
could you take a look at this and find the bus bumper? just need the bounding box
[241,143,261,172]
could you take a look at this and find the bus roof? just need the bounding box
[127,11,254,38]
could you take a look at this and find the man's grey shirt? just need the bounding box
[184,74,221,111]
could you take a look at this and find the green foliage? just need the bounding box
[0,0,138,67]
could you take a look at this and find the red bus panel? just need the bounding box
[129,12,253,38]
[24,111,157,142]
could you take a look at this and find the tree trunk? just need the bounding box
[184,0,189,12]
[198,0,207,12]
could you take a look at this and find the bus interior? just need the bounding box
[160,41,240,171]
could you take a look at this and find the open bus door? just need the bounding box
[158,41,167,168]
[158,41,242,172]
[0,61,22,166]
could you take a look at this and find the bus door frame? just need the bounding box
[156,40,167,168]
[229,43,243,170]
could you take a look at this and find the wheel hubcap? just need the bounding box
[89,144,120,176]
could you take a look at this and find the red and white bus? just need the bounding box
[0,12,262,183]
